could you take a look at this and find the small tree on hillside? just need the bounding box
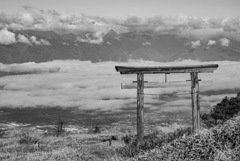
[201,92,240,127]
[55,117,64,137]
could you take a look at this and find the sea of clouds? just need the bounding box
[0,59,239,114]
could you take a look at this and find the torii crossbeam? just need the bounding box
[115,64,218,140]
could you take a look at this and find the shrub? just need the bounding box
[87,124,102,134]
[18,131,39,145]
[201,92,240,127]
[135,116,240,161]
[122,133,135,144]
[0,129,6,138]
[94,125,101,134]
[117,127,192,157]
[55,118,65,137]
[88,124,101,134]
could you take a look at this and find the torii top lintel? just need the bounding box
[115,64,218,74]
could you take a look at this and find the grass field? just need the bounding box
[0,126,126,161]
[0,113,239,161]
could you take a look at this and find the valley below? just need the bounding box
[0,59,240,134]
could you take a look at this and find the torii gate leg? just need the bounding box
[137,73,144,141]
[191,72,200,132]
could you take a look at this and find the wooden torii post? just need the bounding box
[115,64,218,141]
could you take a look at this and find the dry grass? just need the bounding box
[0,127,125,161]
[131,115,240,161]
[1,111,240,161]
[1,116,240,161]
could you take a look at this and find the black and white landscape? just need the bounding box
[0,6,240,126]
[0,1,240,160]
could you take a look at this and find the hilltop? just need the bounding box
[133,115,240,161]
[0,113,239,160]
[0,93,240,160]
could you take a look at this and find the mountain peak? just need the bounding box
[103,29,118,40]
[1,30,240,64]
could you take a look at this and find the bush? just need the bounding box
[122,133,135,144]
[117,127,192,157]
[201,92,240,127]
[135,116,240,161]
[88,125,101,134]
[55,118,65,137]
[0,129,6,138]
[18,131,39,144]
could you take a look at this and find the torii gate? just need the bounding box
[115,64,218,140]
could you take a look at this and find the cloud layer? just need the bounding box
[207,40,216,45]
[191,40,201,48]
[17,34,32,45]
[0,60,239,114]
[219,38,230,46]
[0,28,16,45]
[0,7,240,41]
[0,28,51,45]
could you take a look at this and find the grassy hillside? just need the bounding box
[1,115,239,161]
[0,127,125,161]
[133,115,240,161]
[0,93,240,161]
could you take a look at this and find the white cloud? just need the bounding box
[21,13,34,25]
[0,62,60,73]
[142,42,151,46]
[219,38,230,46]
[30,36,50,45]
[0,60,239,114]
[191,40,201,48]
[77,31,104,44]
[30,36,41,45]
[0,29,50,46]
[207,40,216,45]
[17,34,32,45]
[61,42,69,45]
[40,39,51,45]
[223,17,240,32]
[106,41,112,45]
[0,28,16,45]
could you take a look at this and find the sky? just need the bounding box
[1,0,240,18]
[0,0,239,41]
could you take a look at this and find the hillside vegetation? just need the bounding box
[132,114,240,161]
[0,93,239,161]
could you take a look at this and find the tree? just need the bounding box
[201,92,240,127]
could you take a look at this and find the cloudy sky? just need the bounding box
[1,0,240,18]
[0,0,239,40]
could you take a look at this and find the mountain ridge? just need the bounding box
[0,29,240,64]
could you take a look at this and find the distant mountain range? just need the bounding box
[1,29,240,64]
